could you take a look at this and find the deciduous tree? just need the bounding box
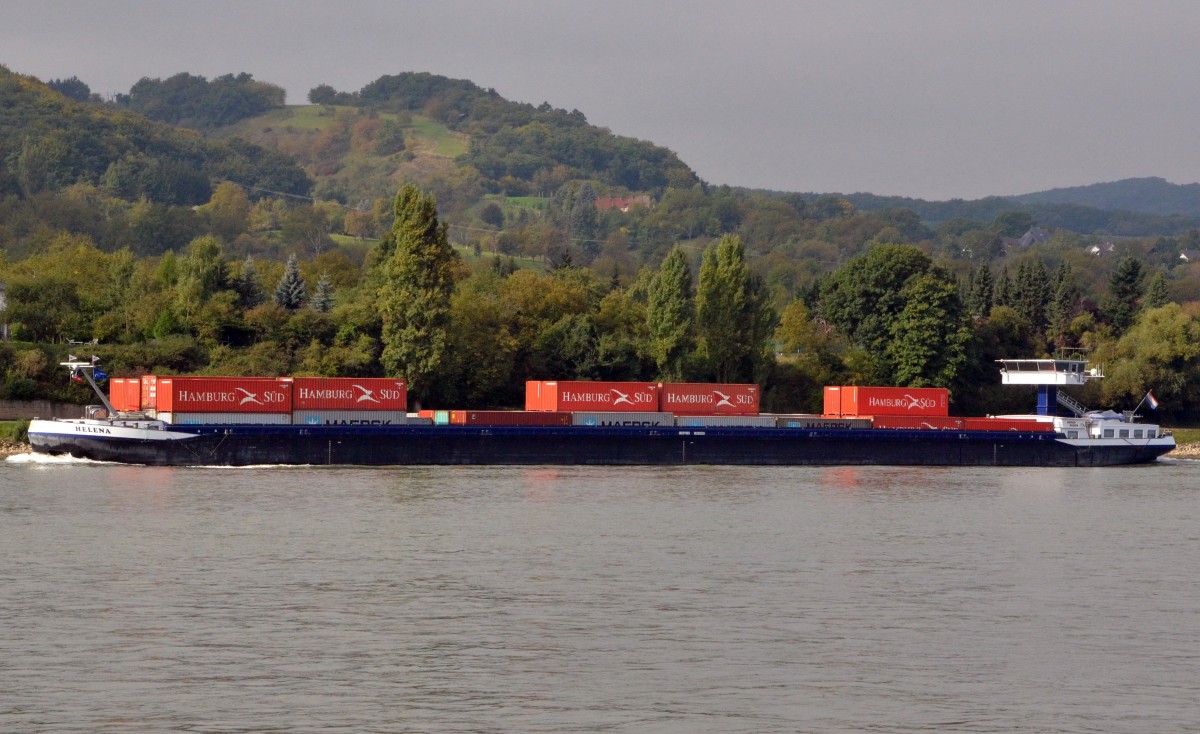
[378,184,458,402]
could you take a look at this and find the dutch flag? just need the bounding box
[1146,390,1159,410]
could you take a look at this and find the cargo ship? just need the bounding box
[26,358,1175,467]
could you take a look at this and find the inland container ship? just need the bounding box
[26,358,1175,467]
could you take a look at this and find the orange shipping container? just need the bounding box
[140,375,158,410]
[525,381,660,412]
[157,376,292,414]
[659,383,759,415]
[839,386,949,417]
[291,377,407,411]
[108,377,141,412]
[823,386,842,417]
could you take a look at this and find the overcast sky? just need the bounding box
[5,0,1199,200]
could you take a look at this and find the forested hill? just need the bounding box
[805,190,1200,237]
[0,66,311,208]
[1006,177,1200,218]
[127,70,700,197]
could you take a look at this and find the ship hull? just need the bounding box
[27,421,1175,468]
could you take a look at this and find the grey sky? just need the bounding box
[4,0,1199,200]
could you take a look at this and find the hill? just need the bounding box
[1006,177,1200,218]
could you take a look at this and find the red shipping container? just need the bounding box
[823,386,842,417]
[108,377,141,412]
[449,410,573,426]
[839,386,949,417]
[291,377,407,411]
[525,381,660,412]
[141,375,158,410]
[869,415,965,430]
[659,383,760,415]
[157,376,292,414]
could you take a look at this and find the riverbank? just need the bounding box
[0,440,29,459]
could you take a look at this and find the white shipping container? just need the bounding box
[675,415,778,428]
[159,412,291,425]
[292,410,408,426]
[571,411,674,427]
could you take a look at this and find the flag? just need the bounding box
[1146,390,1159,410]
[70,369,84,383]
[68,354,78,362]
[93,368,108,381]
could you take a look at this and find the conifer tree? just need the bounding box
[967,263,994,318]
[1103,255,1145,334]
[378,184,457,401]
[1047,261,1081,345]
[273,253,307,310]
[993,266,1012,308]
[235,255,265,309]
[309,272,334,313]
[1144,272,1170,309]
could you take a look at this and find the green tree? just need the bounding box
[175,235,227,320]
[1011,258,1050,335]
[885,274,971,387]
[1102,255,1145,334]
[993,266,1012,309]
[378,184,458,402]
[967,263,994,318]
[234,255,265,309]
[1047,261,1081,346]
[274,253,307,310]
[695,235,773,382]
[1144,272,1170,309]
[645,246,695,380]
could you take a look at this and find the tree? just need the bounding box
[993,266,1013,308]
[1102,255,1145,334]
[274,253,307,310]
[1144,272,1170,309]
[234,255,266,309]
[645,246,694,380]
[310,273,334,313]
[695,235,773,383]
[818,243,965,385]
[176,235,227,319]
[480,202,504,228]
[967,263,994,318]
[377,184,458,402]
[885,274,971,387]
[1047,262,1082,346]
[1011,258,1050,335]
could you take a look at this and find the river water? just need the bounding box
[2,456,1198,733]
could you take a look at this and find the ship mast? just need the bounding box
[61,357,116,416]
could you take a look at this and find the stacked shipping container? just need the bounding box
[156,376,292,425]
[291,377,407,425]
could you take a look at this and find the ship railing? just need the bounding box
[1055,390,1090,417]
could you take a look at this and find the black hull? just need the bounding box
[28,425,1174,467]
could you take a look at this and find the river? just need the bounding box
[2,456,1198,733]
